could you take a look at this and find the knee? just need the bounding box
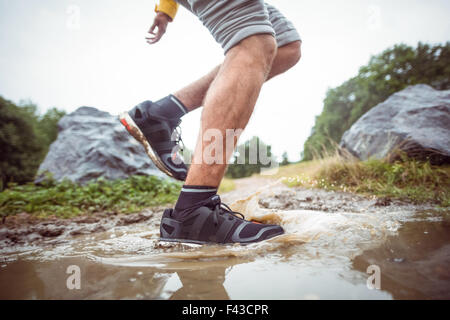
[259,36,278,68]
[232,35,278,72]
[287,41,302,68]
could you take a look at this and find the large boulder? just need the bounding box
[36,107,163,184]
[340,84,450,164]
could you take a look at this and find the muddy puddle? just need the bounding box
[1,179,449,300]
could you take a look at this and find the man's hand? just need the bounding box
[146,12,171,44]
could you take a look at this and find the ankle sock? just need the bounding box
[173,185,217,220]
[150,94,188,120]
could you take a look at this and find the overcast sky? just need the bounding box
[1,0,449,161]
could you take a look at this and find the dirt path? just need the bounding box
[222,175,439,214]
[220,176,276,204]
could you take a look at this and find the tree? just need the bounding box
[0,97,66,189]
[36,107,66,155]
[0,97,43,188]
[280,152,290,166]
[226,137,275,179]
[303,42,450,160]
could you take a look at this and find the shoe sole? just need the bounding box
[119,112,175,179]
[159,231,285,246]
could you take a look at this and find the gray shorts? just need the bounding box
[176,0,301,54]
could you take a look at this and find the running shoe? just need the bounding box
[119,99,188,181]
[160,195,285,245]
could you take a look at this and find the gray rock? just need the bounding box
[340,84,450,164]
[36,106,163,184]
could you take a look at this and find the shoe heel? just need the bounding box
[119,112,138,137]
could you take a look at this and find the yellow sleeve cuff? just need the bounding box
[155,0,179,21]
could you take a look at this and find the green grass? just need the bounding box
[274,156,450,207]
[0,175,182,219]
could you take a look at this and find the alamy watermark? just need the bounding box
[66,5,81,31]
[66,265,81,290]
[367,5,382,31]
[172,128,279,174]
[366,265,381,290]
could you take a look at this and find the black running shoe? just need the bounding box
[119,99,187,181]
[160,195,284,245]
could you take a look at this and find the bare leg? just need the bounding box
[174,41,301,111]
[186,34,278,187]
[266,40,302,81]
[174,66,220,112]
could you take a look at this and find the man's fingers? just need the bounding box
[146,34,161,44]
[149,28,166,44]
[155,30,165,41]
[148,22,157,35]
[147,36,160,44]
[146,18,168,45]
[146,26,159,44]
[145,33,161,41]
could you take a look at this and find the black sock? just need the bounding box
[150,94,188,120]
[173,185,217,220]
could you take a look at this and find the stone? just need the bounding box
[36,106,163,184]
[340,84,450,164]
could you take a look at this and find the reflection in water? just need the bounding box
[0,259,45,300]
[353,219,450,300]
[94,252,253,300]
[0,254,247,300]
[169,260,237,300]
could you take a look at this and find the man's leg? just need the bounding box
[185,34,278,187]
[158,1,298,245]
[162,33,285,245]
[174,41,301,112]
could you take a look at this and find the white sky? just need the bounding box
[1,0,449,161]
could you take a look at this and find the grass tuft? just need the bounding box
[0,175,182,219]
[275,153,450,207]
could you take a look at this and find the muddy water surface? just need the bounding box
[1,178,449,299]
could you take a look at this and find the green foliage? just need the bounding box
[0,97,43,188]
[35,107,66,151]
[303,42,450,160]
[318,158,450,207]
[225,137,275,179]
[0,175,182,218]
[0,97,66,188]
